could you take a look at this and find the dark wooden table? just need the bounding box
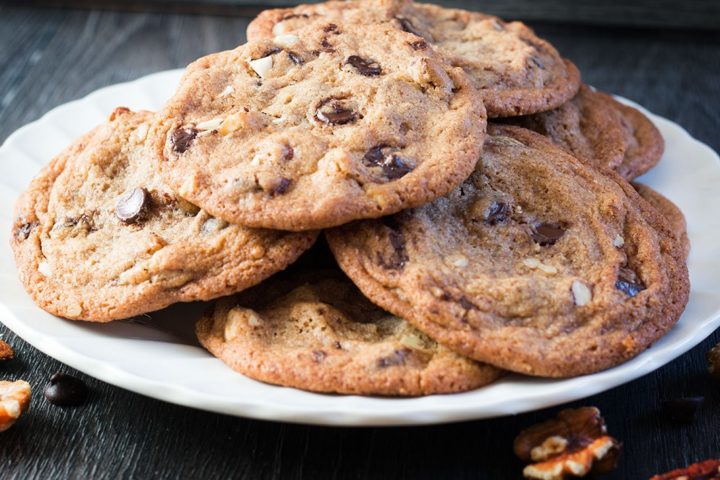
[1,4,719,479]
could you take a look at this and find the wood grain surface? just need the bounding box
[0,5,719,479]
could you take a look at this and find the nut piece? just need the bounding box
[708,342,720,381]
[0,340,13,360]
[0,380,31,432]
[514,407,621,480]
[650,459,720,480]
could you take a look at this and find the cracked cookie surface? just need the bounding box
[152,22,486,231]
[196,265,502,396]
[11,109,317,322]
[327,125,688,377]
[247,0,580,117]
[503,86,664,179]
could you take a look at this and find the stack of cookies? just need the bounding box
[11,0,690,396]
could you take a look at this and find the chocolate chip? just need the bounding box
[312,350,326,363]
[409,39,428,50]
[485,201,511,225]
[171,127,197,154]
[315,97,357,125]
[531,222,566,246]
[363,145,414,180]
[320,38,334,52]
[333,341,342,350]
[377,349,410,368]
[260,47,282,58]
[323,23,338,33]
[616,267,645,297]
[345,55,382,76]
[116,187,149,223]
[44,373,88,406]
[287,51,304,65]
[395,16,421,37]
[267,177,291,196]
[15,221,37,241]
[281,145,294,162]
[378,218,409,270]
[661,397,704,423]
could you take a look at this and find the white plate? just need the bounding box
[1,70,719,426]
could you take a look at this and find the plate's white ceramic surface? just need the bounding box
[1,70,719,426]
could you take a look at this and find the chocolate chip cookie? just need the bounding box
[326,125,689,377]
[634,183,689,260]
[11,108,317,322]
[247,0,581,117]
[502,86,664,179]
[196,266,502,396]
[152,22,486,231]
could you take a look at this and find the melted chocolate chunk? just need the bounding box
[312,350,326,363]
[363,145,414,180]
[377,349,410,368]
[44,373,88,407]
[268,177,291,196]
[378,218,409,270]
[15,221,37,241]
[409,39,428,50]
[531,222,566,246]
[323,23,338,33]
[346,55,382,76]
[171,127,197,154]
[485,201,511,225]
[395,16,421,37]
[315,97,357,125]
[260,47,282,58]
[616,267,645,297]
[287,51,304,65]
[281,144,294,162]
[116,187,149,223]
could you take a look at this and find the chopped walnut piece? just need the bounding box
[514,407,621,480]
[0,340,13,360]
[708,342,720,381]
[0,380,31,432]
[650,459,720,480]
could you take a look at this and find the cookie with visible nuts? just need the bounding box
[0,380,31,432]
[327,125,689,377]
[502,85,665,180]
[196,267,502,396]
[151,22,486,231]
[11,108,317,322]
[247,0,581,117]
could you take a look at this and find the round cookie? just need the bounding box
[11,108,317,322]
[326,125,689,377]
[500,85,626,170]
[614,99,665,179]
[247,0,581,117]
[196,267,503,396]
[503,86,664,179]
[633,183,689,260]
[152,22,486,231]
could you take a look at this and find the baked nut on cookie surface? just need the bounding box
[196,267,502,396]
[248,0,581,117]
[151,22,486,231]
[327,125,689,377]
[11,108,317,322]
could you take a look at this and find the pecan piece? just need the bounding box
[0,380,31,432]
[650,459,720,480]
[0,340,13,361]
[514,407,621,480]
